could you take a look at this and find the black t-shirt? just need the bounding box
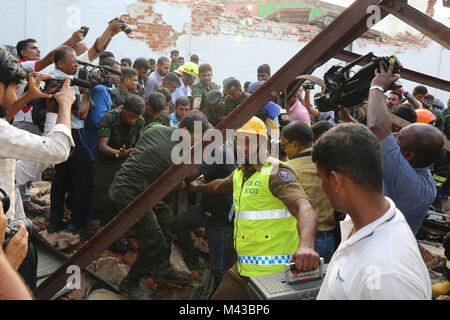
[198,143,236,225]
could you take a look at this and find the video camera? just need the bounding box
[314,52,402,112]
[77,60,122,88]
[0,188,33,249]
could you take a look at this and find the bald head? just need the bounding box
[398,123,444,168]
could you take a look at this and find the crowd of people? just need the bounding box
[0,18,449,301]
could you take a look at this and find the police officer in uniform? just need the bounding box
[190,117,319,299]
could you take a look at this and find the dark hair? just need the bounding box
[389,91,402,100]
[16,39,36,60]
[281,121,313,147]
[222,77,236,87]
[155,87,172,103]
[198,63,212,74]
[312,123,383,192]
[162,72,180,84]
[120,67,138,80]
[244,81,251,89]
[0,48,27,87]
[170,50,179,56]
[257,64,271,75]
[176,96,190,107]
[101,57,120,68]
[424,94,434,101]
[146,92,165,113]
[54,46,75,65]
[133,57,150,70]
[191,54,199,61]
[124,94,144,115]
[178,56,184,61]
[149,58,156,65]
[157,56,170,65]
[179,110,211,133]
[226,79,242,90]
[100,51,114,61]
[311,120,334,140]
[392,104,417,123]
[121,58,132,66]
[413,85,428,95]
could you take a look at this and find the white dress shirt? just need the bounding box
[0,117,74,219]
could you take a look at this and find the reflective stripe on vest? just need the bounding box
[236,208,291,220]
[447,260,450,270]
[238,254,293,265]
[433,174,447,183]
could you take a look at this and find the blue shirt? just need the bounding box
[85,85,112,159]
[381,134,436,235]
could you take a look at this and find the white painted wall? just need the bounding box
[0,0,448,102]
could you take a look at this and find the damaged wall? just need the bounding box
[0,0,449,100]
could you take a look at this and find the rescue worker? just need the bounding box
[171,62,198,105]
[109,110,211,300]
[190,117,319,300]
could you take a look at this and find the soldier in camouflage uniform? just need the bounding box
[93,95,145,225]
[109,110,211,300]
[222,79,250,117]
[192,63,219,112]
[109,67,139,109]
[132,57,150,99]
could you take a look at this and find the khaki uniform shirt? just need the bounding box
[287,147,336,232]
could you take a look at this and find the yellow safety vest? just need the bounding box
[232,161,299,277]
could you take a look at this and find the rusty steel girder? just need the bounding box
[34,0,450,299]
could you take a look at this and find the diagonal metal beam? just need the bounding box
[34,0,389,300]
[380,0,450,49]
[334,50,450,92]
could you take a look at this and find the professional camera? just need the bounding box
[81,26,89,39]
[41,77,92,111]
[314,52,402,112]
[0,188,33,249]
[77,60,122,88]
[109,17,132,35]
[303,82,315,90]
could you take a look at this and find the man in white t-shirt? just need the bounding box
[312,123,431,300]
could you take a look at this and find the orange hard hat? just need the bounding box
[415,108,436,124]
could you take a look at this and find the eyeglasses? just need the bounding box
[279,141,292,150]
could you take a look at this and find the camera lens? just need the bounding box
[0,188,10,213]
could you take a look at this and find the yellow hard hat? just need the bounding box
[180,62,199,77]
[236,117,268,141]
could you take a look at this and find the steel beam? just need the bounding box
[380,0,450,49]
[334,50,450,92]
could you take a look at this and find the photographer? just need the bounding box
[367,61,444,235]
[0,48,75,221]
[47,46,92,234]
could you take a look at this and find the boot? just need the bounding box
[119,270,154,300]
[153,263,190,286]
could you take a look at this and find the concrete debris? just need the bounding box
[121,252,136,265]
[87,289,127,300]
[93,256,130,286]
[418,242,447,270]
[435,295,450,300]
[170,243,191,274]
